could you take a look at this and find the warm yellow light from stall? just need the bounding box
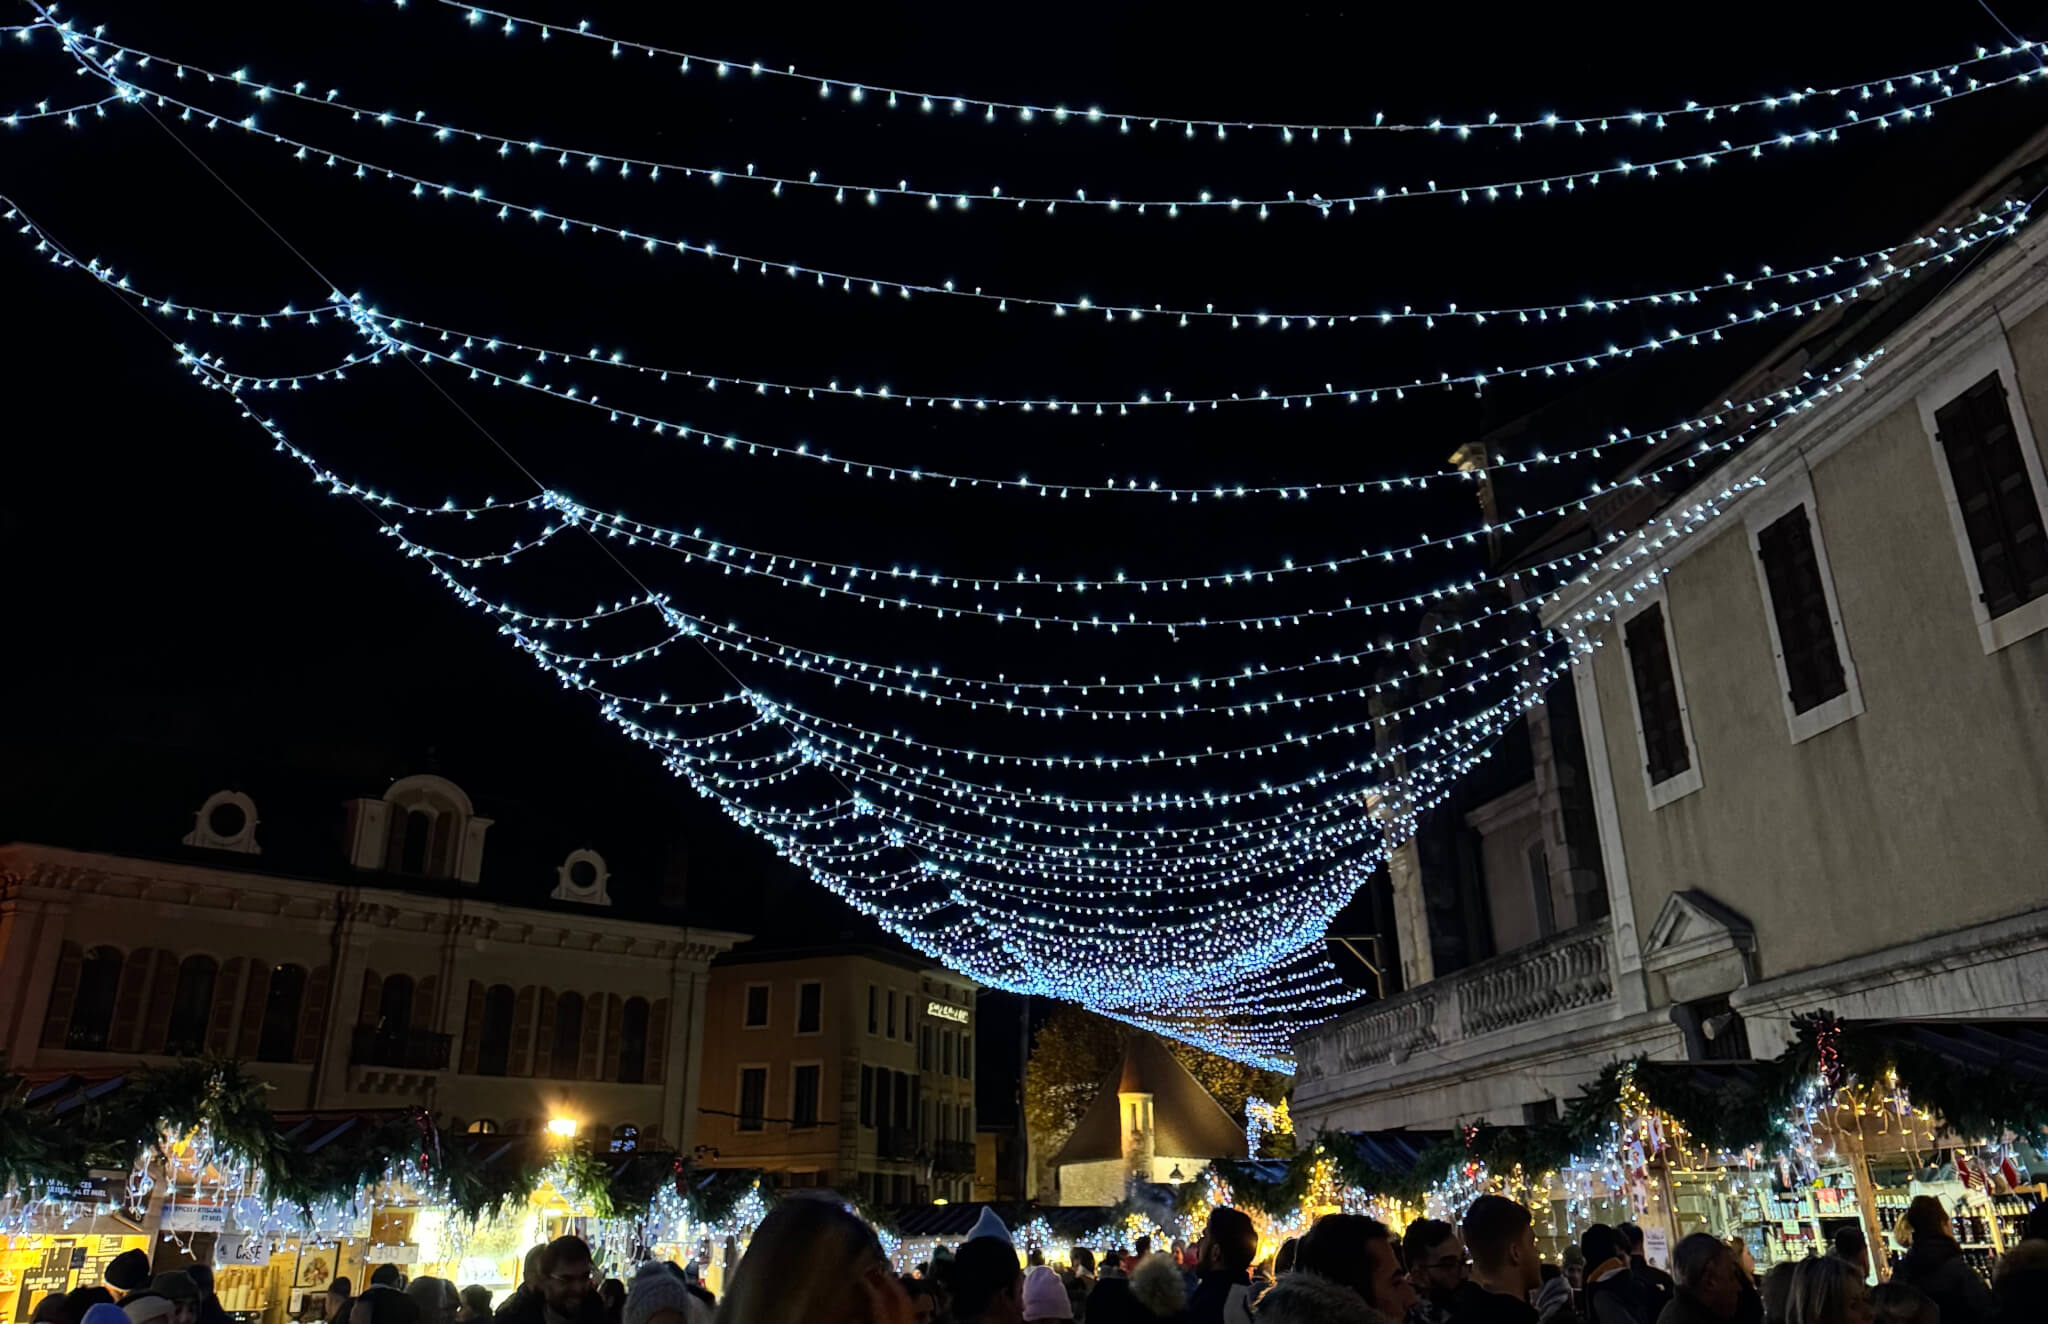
[547,1117,579,1140]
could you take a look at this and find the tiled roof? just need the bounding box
[1053,1032,1248,1166]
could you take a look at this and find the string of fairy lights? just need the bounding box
[5,0,2031,1064]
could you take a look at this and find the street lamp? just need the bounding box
[547,1117,579,1141]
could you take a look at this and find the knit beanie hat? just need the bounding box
[105,1251,152,1293]
[623,1262,700,1324]
[121,1296,174,1324]
[85,1304,131,1324]
[1022,1266,1073,1321]
[968,1206,1013,1246]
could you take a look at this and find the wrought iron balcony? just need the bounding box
[350,1025,452,1071]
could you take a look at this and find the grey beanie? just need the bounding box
[622,1263,700,1324]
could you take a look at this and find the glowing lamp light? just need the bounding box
[546,1117,579,1139]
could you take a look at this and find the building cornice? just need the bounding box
[0,842,748,963]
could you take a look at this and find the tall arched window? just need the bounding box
[551,992,584,1080]
[164,956,217,1057]
[378,974,416,1038]
[67,947,124,1050]
[477,984,516,1077]
[258,965,307,1062]
[617,997,650,1084]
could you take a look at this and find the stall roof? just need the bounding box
[888,1203,1116,1239]
[1852,1019,2048,1089]
[1331,1129,1462,1173]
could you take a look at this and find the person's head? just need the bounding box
[620,1261,698,1324]
[2027,1202,2048,1244]
[1869,1284,1936,1324]
[1762,1263,1798,1324]
[1786,1256,1872,1324]
[1562,1246,1586,1289]
[1133,1235,1151,1259]
[106,1252,152,1298]
[1128,1256,1186,1322]
[1021,1267,1072,1323]
[1274,1238,1298,1277]
[148,1274,199,1324]
[537,1237,595,1316]
[1673,1234,1742,1320]
[952,1237,1025,1324]
[1580,1224,1624,1270]
[81,1303,129,1324]
[1466,1196,1540,1295]
[404,1278,457,1324]
[1831,1227,1868,1271]
[718,1197,912,1324]
[1070,1248,1095,1277]
[33,1294,80,1324]
[1404,1218,1468,1306]
[348,1288,420,1324]
[1027,1249,1045,1268]
[1618,1224,1647,1258]
[121,1294,173,1324]
[900,1278,939,1324]
[1295,1214,1417,1317]
[68,1290,116,1317]
[1196,1207,1259,1277]
[185,1269,215,1304]
[522,1248,548,1296]
[1901,1197,1950,1246]
[456,1287,492,1323]
[598,1280,626,1314]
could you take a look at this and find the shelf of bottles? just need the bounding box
[1874,1186,2044,1283]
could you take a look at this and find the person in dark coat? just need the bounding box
[1582,1226,1653,1324]
[184,1266,229,1324]
[1457,1197,1543,1324]
[1620,1227,1676,1324]
[1891,1197,1998,1324]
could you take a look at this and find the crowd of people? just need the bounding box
[22,1190,2047,1324]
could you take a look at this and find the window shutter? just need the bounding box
[141,951,181,1053]
[416,976,440,1033]
[460,981,486,1074]
[533,988,558,1079]
[38,943,83,1049]
[580,995,605,1081]
[508,986,537,1076]
[297,965,331,1064]
[644,998,670,1086]
[1624,604,1691,784]
[206,958,246,1056]
[237,963,274,1057]
[602,995,625,1081]
[106,948,157,1052]
[357,971,384,1027]
[1757,505,1847,713]
[1937,373,2048,617]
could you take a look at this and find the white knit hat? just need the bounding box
[967,1206,1013,1246]
[622,1262,704,1324]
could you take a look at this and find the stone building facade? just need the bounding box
[0,772,745,1148]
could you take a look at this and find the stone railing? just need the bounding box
[1296,924,1613,1084]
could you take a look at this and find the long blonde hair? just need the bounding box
[713,1199,907,1324]
[1785,1256,1868,1324]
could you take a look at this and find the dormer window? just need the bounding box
[183,790,260,854]
[550,848,613,906]
[344,774,492,882]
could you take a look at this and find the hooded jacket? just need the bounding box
[1251,1272,1397,1324]
[1894,1233,1998,1324]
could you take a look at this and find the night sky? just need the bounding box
[4,0,2043,1101]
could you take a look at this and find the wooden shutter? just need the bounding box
[205,958,246,1056]
[602,995,624,1081]
[1757,505,1847,714]
[644,998,670,1086]
[460,981,486,1074]
[508,985,537,1076]
[237,963,274,1057]
[141,951,181,1053]
[1936,372,2048,617]
[1623,604,1690,784]
[416,976,440,1033]
[38,943,83,1049]
[296,965,331,1064]
[107,948,155,1052]
[533,988,557,1079]
[579,995,604,1081]
[357,971,384,1026]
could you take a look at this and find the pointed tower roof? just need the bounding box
[1052,1032,1249,1166]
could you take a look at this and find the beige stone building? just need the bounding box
[0,772,745,1148]
[695,945,978,1203]
[1294,132,2048,1133]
